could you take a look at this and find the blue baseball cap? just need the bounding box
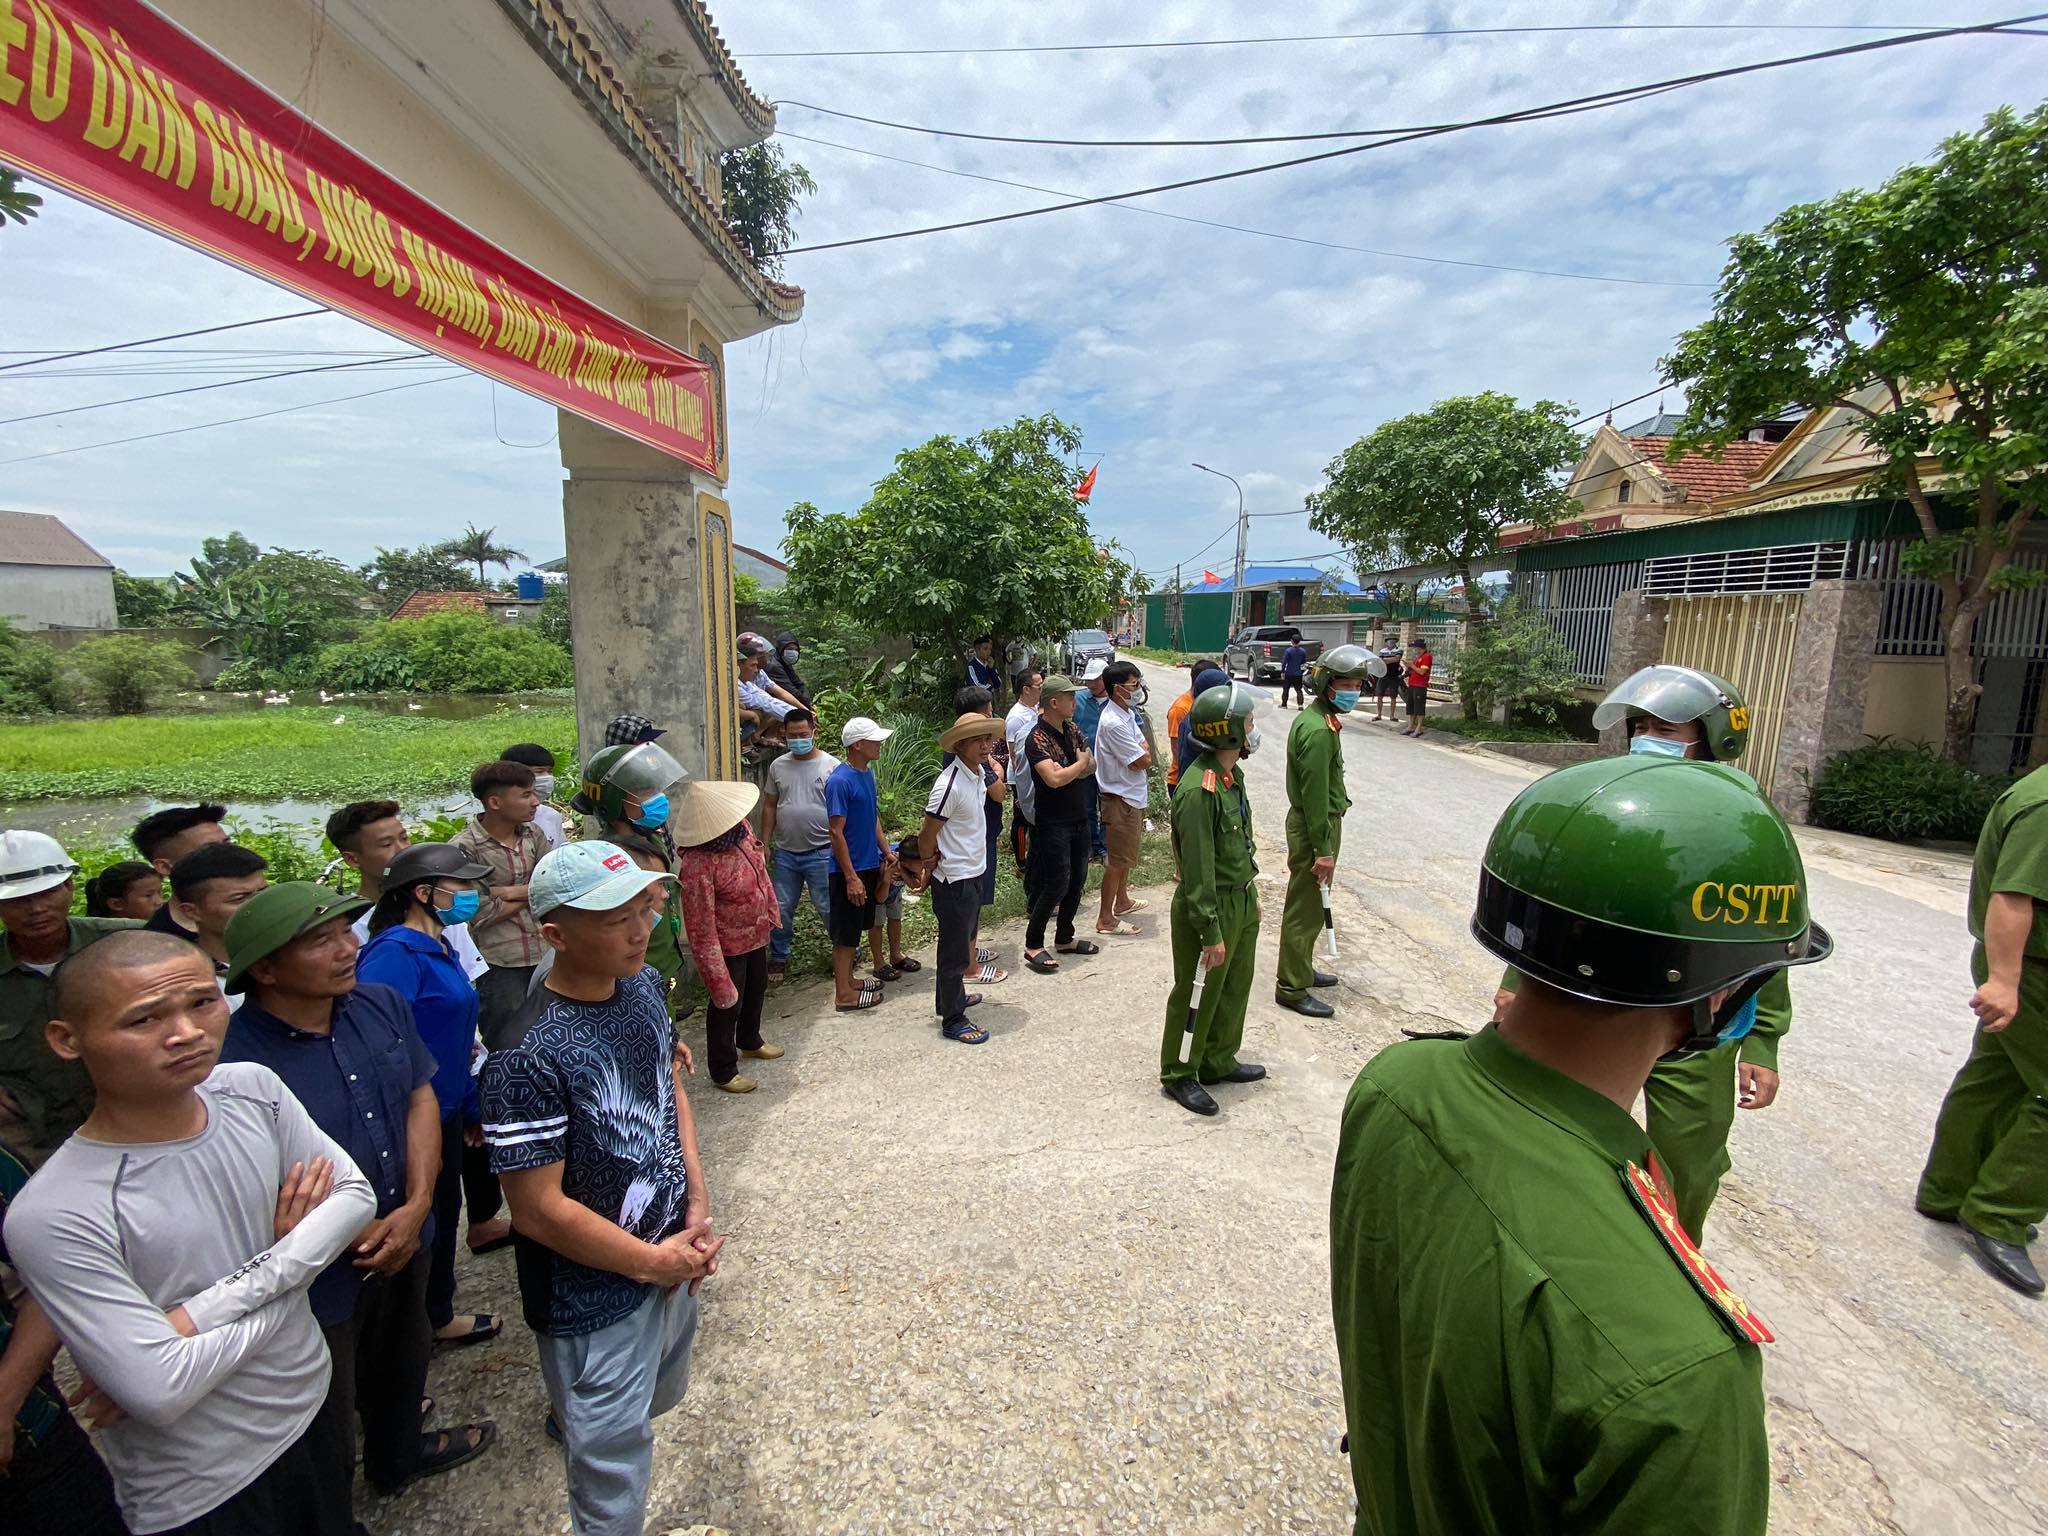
[528,840,672,919]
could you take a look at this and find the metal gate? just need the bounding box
[1415,618,1461,689]
[1659,592,1802,797]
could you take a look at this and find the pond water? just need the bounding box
[164,689,565,721]
[5,792,481,851]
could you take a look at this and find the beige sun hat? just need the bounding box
[669,780,762,848]
[939,712,1005,754]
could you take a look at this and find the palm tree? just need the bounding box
[439,523,528,586]
[0,171,43,229]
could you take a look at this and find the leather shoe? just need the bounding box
[1163,1079,1219,1116]
[1311,970,1339,989]
[1276,990,1335,1018]
[740,1043,785,1060]
[1919,1204,2038,1241]
[1200,1062,1267,1085]
[1964,1223,2046,1295]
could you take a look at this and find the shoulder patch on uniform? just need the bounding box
[1622,1161,1774,1345]
[1327,712,1342,732]
[1201,768,1217,793]
[1399,1027,1472,1042]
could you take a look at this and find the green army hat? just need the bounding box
[1472,756,1831,1050]
[1187,680,1259,752]
[1039,675,1078,697]
[223,882,369,992]
[1594,664,1752,762]
[1308,643,1374,694]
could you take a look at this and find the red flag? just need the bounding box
[1202,570,1221,584]
[1074,462,1100,502]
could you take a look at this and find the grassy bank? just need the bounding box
[0,706,577,801]
[1416,712,1579,744]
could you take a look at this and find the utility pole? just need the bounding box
[1192,462,1248,637]
[1171,564,1183,650]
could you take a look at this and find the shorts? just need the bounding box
[828,868,880,947]
[1101,794,1145,868]
[1405,683,1429,714]
[868,881,903,928]
[1377,671,1402,699]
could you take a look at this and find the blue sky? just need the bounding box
[1,2,2043,585]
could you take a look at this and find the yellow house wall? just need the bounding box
[1862,658,1947,747]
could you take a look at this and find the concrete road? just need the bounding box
[395,661,2043,1536]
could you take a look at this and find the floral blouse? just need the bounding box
[674,825,777,1009]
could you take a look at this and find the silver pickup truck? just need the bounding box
[1224,625,1321,684]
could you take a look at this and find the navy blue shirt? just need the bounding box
[220,983,437,1326]
[1282,643,1309,676]
[825,761,881,872]
[356,924,482,1121]
[480,968,689,1337]
[966,654,1000,694]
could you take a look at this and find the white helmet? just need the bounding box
[0,830,78,901]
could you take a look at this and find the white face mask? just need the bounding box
[1629,733,1690,760]
[531,773,557,799]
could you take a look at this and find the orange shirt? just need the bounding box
[1165,689,1196,786]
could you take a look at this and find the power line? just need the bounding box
[781,16,2045,255]
[0,372,468,466]
[0,309,327,374]
[0,353,436,428]
[739,22,1960,60]
[781,99,1475,148]
[780,129,1708,289]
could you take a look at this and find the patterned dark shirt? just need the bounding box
[481,967,688,1336]
[0,1143,63,1448]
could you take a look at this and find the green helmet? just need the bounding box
[1187,680,1259,753]
[1473,756,1832,1055]
[571,741,689,822]
[1308,643,1375,695]
[1593,664,1750,762]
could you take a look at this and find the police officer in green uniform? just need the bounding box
[1493,664,1792,1242]
[1161,682,1265,1117]
[1332,755,1833,1535]
[1916,758,2048,1295]
[1275,644,1373,1019]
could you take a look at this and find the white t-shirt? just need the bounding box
[924,760,990,883]
[532,802,567,851]
[1095,700,1150,808]
[1004,701,1038,760]
[350,909,488,981]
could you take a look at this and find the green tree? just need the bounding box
[538,584,573,653]
[361,543,481,611]
[66,634,194,713]
[184,531,262,587]
[0,170,41,229]
[1665,104,2048,765]
[439,523,528,586]
[719,141,817,277]
[317,612,572,693]
[1301,571,1356,615]
[782,414,1136,692]
[112,571,174,627]
[1454,595,1584,724]
[0,622,72,714]
[1306,392,1581,717]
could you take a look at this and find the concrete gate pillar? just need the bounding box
[558,412,740,785]
[1598,590,1668,752]
[1769,579,1880,824]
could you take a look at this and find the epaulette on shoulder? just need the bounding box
[1201,768,1217,793]
[1622,1161,1775,1345]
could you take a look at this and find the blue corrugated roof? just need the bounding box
[1190,564,1360,594]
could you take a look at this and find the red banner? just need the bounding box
[0,0,717,470]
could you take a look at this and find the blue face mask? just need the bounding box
[1331,689,1363,713]
[1716,992,1759,1044]
[632,792,670,829]
[1630,732,1691,759]
[435,889,481,926]
[785,737,815,756]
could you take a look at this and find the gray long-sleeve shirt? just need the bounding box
[6,1062,373,1533]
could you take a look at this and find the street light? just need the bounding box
[1192,462,1249,637]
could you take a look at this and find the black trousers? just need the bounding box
[476,963,537,1052]
[5,1403,127,1535]
[1011,803,1032,879]
[1279,674,1305,706]
[463,1135,502,1225]
[706,945,768,1083]
[156,1392,352,1536]
[930,876,980,1028]
[429,1113,501,1330]
[318,1245,431,1498]
[1025,819,1090,949]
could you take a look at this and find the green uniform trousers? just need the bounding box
[1644,1043,1739,1243]
[1917,951,2048,1246]
[1162,884,1259,1083]
[1276,810,1338,1001]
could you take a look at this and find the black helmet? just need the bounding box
[383,842,492,892]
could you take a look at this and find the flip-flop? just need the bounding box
[835,992,883,1012]
[872,963,902,982]
[857,978,883,995]
[434,1313,502,1348]
[891,956,922,972]
[976,947,997,965]
[942,1019,989,1044]
[1056,940,1102,956]
[1024,950,1060,974]
[971,960,1009,984]
[1116,899,1149,914]
[1095,921,1142,937]
[963,993,984,1008]
[373,1421,498,1495]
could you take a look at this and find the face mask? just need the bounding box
[1630,732,1691,759]
[531,773,556,800]
[1716,992,1759,1044]
[1331,689,1363,713]
[435,889,481,925]
[785,737,815,756]
[1242,726,1262,758]
[784,649,799,663]
[632,792,670,828]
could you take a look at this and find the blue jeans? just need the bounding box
[769,846,833,963]
[1083,776,1107,859]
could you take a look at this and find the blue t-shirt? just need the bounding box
[1073,688,1105,747]
[480,967,689,1337]
[1281,644,1308,676]
[357,923,482,1121]
[825,761,881,873]
[220,983,438,1326]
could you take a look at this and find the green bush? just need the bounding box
[66,633,195,713]
[870,711,942,836]
[1421,714,1580,743]
[317,612,572,693]
[0,623,74,715]
[1807,738,2008,843]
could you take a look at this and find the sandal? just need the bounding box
[766,962,786,983]
[835,992,883,1012]
[872,963,902,983]
[434,1313,502,1348]
[1116,898,1149,914]
[1056,939,1101,956]
[976,946,996,965]
[372,1421,498,1494]
[466,1217,513,1255]
[855,978,883,995]
[942,1019,989,1045]
[971,960,1009,984]
[891,956,922,972]
[1095,921,1142,937]
[1024,950,1060,974]
[963,993,983,1008]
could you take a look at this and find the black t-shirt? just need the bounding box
[144,903,199,944]
[1026,720,1088,824]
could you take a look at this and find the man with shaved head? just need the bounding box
[7,929,373,1535]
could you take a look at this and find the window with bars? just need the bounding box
[1516,561,1643,684]
[1640,542,1851,596]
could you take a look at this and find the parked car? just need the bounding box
[1057,627,1117,677]
[1224,625,1322,684]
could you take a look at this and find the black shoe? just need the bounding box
[1964,1223,2046,1295]
[1276,990,1335,1018]
[1200,1062,1267,1085]
[1920,1203,2039,1241]
[1163,1079,1219,1116]
[1311,970,1338,989]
